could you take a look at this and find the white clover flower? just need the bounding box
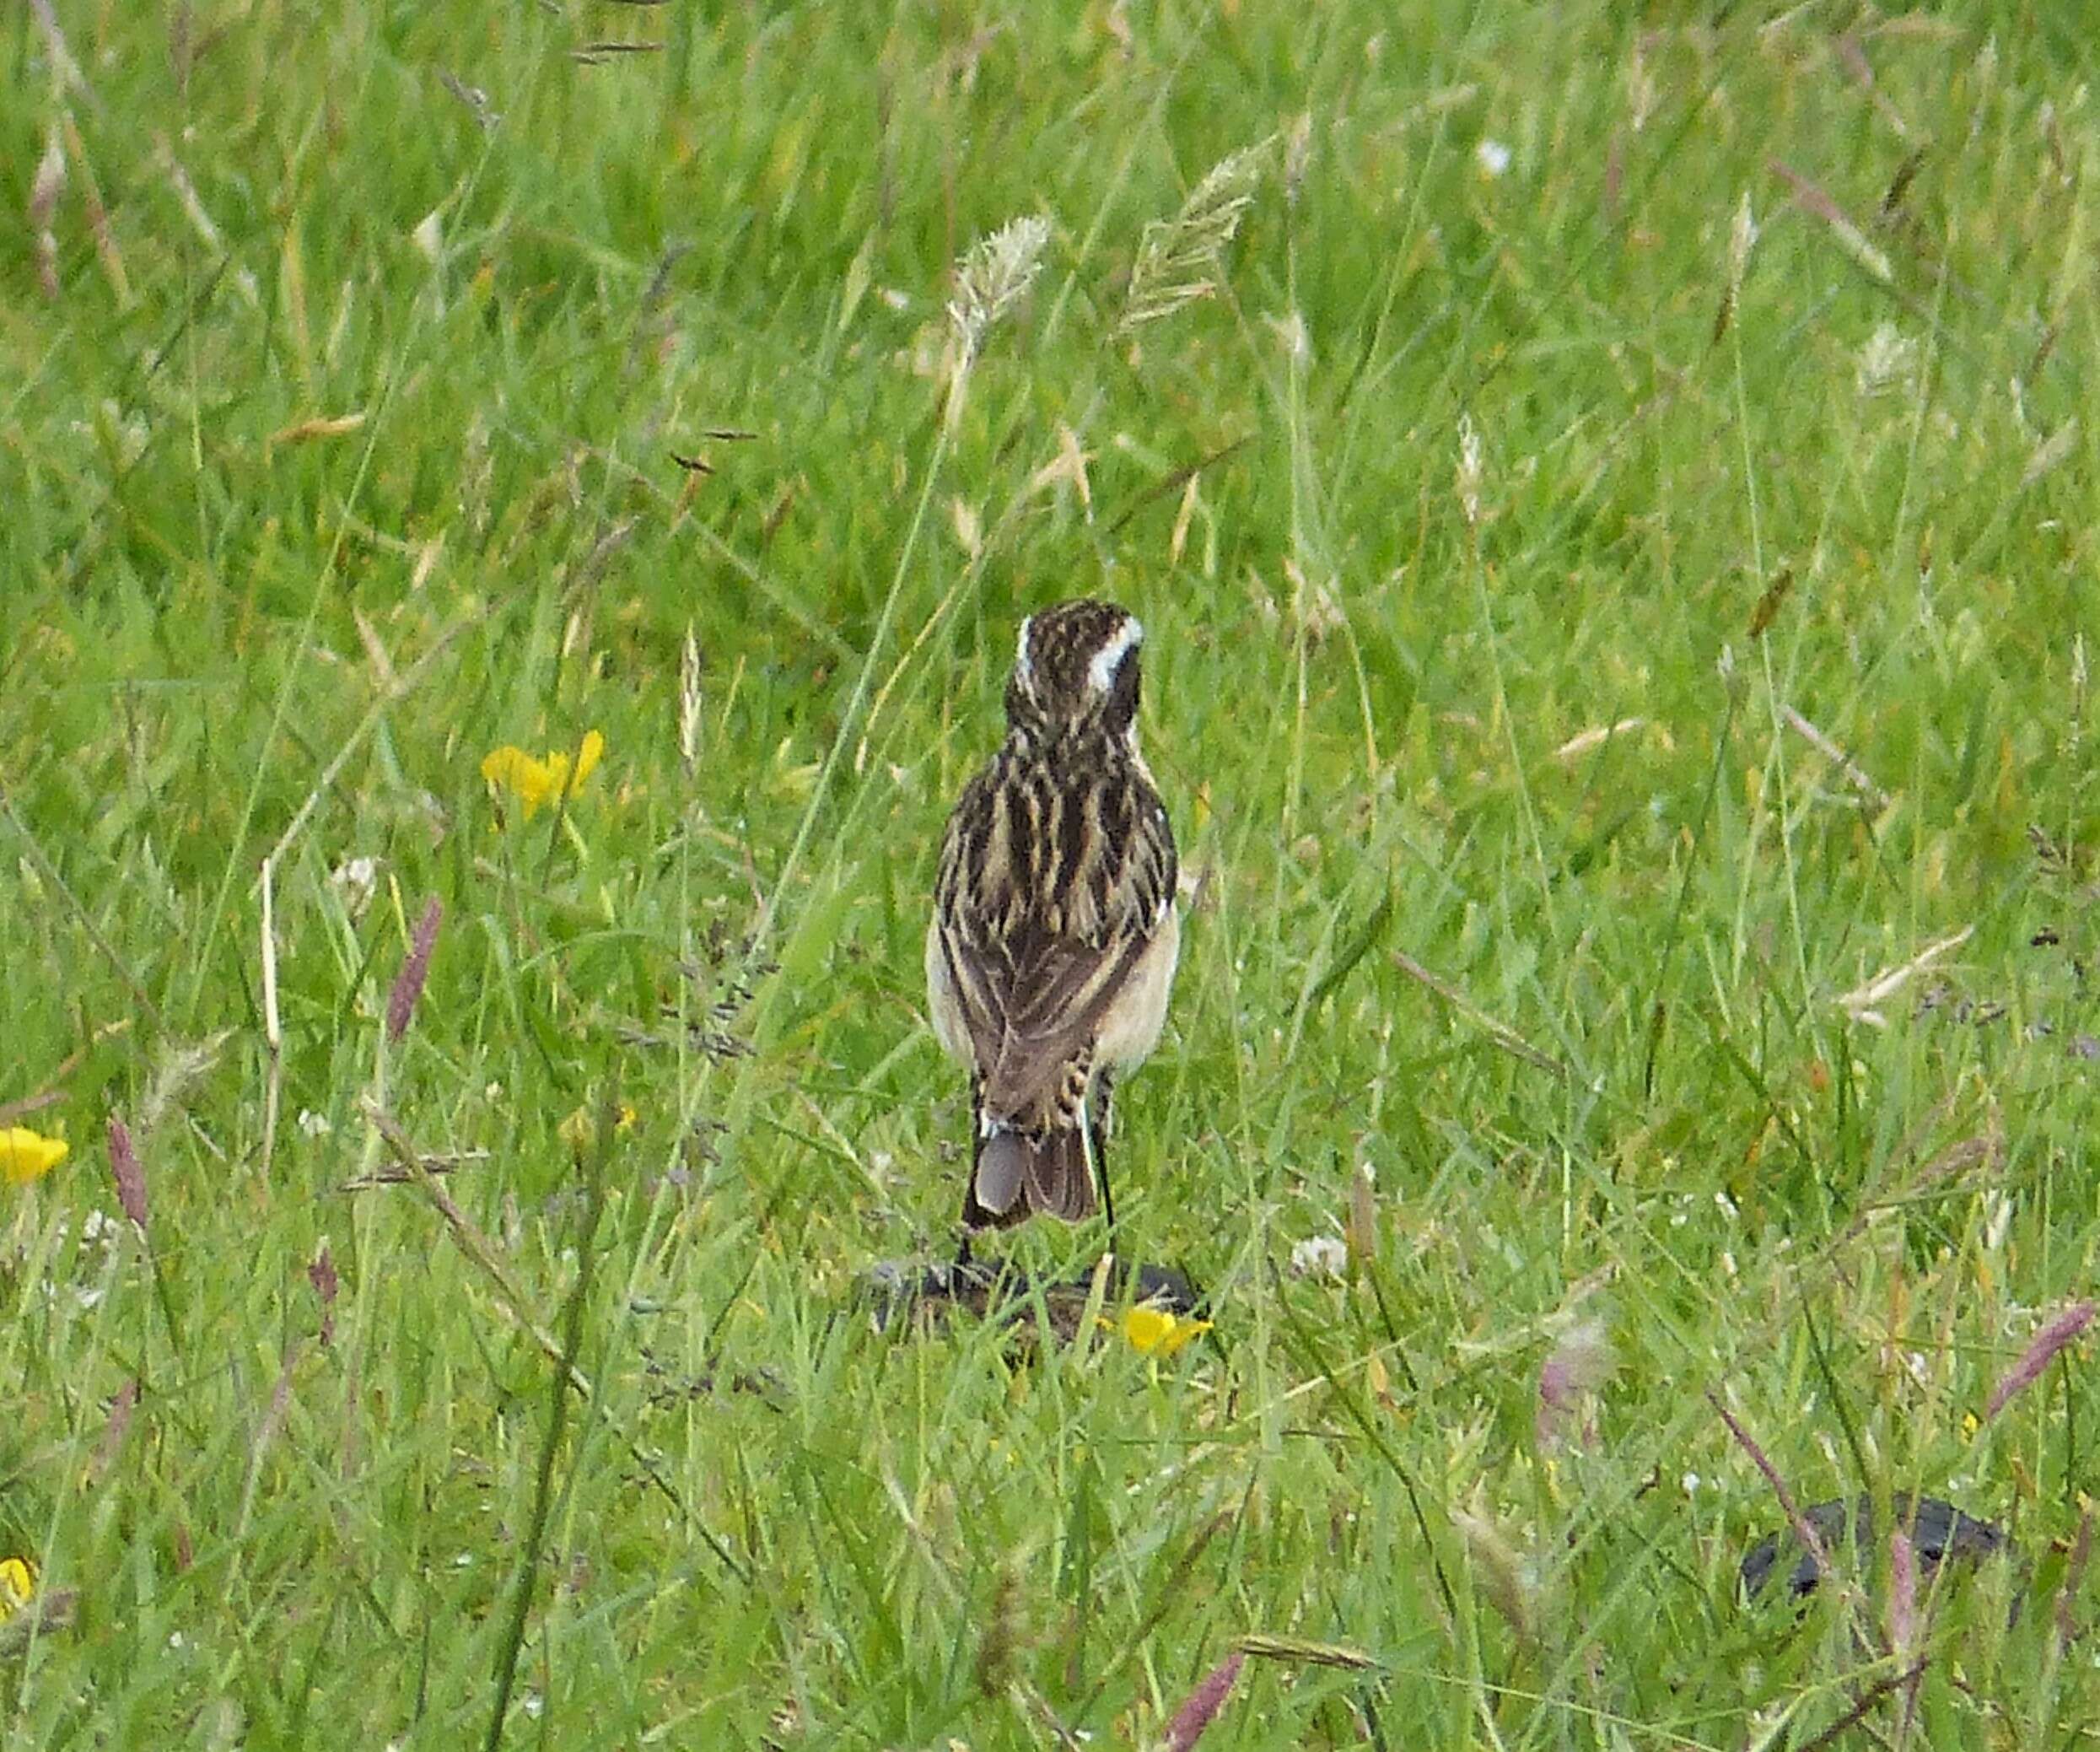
[1290,1235,1349,1279]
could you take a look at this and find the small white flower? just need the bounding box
[1475,138,1512,178]
[329,854,380,914]
[1290,1235,1349,1279]
[1681,1472,1702,1496]
[296,1109,333,1139]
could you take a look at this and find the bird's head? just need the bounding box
[1004,599,1145,746]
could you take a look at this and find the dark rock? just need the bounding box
[859,1254,1203,1344]
[1740,1494,2009,1604]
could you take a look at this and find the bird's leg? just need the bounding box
[954,1078,986,1283]
[1086,1070,1118,1244]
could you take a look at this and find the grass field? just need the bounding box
[5,2,2100,1745]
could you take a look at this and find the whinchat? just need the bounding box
[928,599,1181,1233]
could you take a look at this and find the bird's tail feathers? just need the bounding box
[967,1123,1096,1227]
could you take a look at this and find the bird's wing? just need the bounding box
[974,929,1148,1124]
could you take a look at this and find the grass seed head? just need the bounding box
[106,1115,146,1226]
[386,898,444,1043]
[1119,142,1267,335]
[30,128,64,299]
[946,213,1049,364]
[1454,1487,1535,1642]
[1727,191,1758,291]
[137,1031,231,1138]
[1163,1650,1245,1751]
[1457,412,1483,527]
[944,213,1050,429]
[1536,1318,1614,1453]
[678,625,703,778]
[1986,1300,2096,1421]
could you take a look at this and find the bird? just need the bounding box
[927,599,1180,1241]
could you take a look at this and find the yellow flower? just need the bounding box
[480,730,606,821]
[0,1129,67,1186]
[0,1556,35,1621]
[1112,1306,1212,1357]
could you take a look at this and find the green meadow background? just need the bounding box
[4,2,2098,1744]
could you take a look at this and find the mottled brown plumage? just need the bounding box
[928,600,1180,1230]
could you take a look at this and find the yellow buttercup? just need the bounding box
[1111,1305,1211,1357]
[0,1556,37,1621]
[0,1129,67,1186]
[480,730,606,821]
